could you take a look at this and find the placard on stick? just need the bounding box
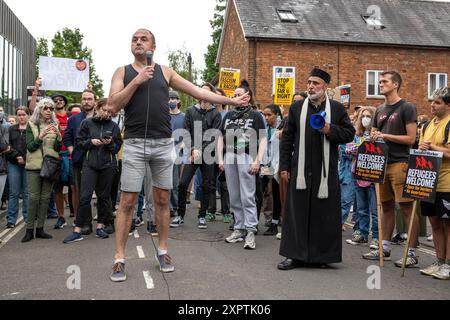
[218,68,240,97]
[402,149,443,203]
[354,141,389,184]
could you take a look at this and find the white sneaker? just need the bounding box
[244,231,256,250]
[369,239,379,250]
[432,264,450,280]
[427,234,433,241]
[276,232,282,240]
[420,261,442,276]
[225,230,246,243]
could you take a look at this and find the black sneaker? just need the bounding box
[54,217,67,229]
[6,223,15,229]
[263,223,278,236]
[391,233,407,245]
[105,224,115,235]
[146,222,158,236]
[129,221,136,236]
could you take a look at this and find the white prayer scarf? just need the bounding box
[296,96,331,199]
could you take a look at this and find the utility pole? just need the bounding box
[188,52,192,107]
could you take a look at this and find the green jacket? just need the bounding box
[25,121,62,171]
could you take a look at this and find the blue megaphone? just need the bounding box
[310,111,327,130]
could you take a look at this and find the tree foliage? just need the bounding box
[168,46,200,110]
[37,28,104,103]
[203,0,226,83]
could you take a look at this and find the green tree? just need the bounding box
[37,28,104,103]
[36,37,49,75]
[203,0,226,83]
[168,46,200,110]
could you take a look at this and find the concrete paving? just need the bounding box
[0,202,449,300]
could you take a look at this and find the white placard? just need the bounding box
[39,56,90,93]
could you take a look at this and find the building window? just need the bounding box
[367,70,384,97]
[361,14,385,30]
[277,9,298,23]
[428,73,448,99]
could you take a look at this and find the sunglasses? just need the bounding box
[54,99,64,103]
[43,107,55,111]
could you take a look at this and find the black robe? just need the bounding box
[279,99,355,264]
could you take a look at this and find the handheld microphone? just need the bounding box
[146,50,154,66]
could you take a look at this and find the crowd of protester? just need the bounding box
[0,70,448,281]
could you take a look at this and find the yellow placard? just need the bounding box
[219,68,240,97]
[274,77,294,105]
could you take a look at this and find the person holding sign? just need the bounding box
[418,87,450,280]
[278,68,355,269]
[345,107,379,249]
[363,71,419,267]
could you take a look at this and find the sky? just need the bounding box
[5,0,218,95]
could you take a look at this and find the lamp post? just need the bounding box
[188,52,192,107]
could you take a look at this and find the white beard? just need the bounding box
[309,90,325,103]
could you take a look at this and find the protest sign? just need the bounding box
[27,86,46,102]
[354,141,389,183]
[273,67,295,105]
[39,56,90,93]
[402,149,443,203]
[339,84,351,107]
[218,68,240,97]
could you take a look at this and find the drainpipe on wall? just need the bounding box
[337,45,340,87]
[252,39,257,99]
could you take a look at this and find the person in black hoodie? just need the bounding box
[6,107,30,228]
[63,99,122,243]
[170,83,222,229]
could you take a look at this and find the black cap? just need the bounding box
[309,68,331,84]
[51,93,68,106]
[169,91,180,99]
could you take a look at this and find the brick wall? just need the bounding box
[219,10,450,116]
[218,0,250,85]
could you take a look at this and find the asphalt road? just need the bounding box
[0,202,449,301]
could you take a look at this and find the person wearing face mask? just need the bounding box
[171,84,221,229]
[63,98,122,243]
[218,80,267,250]
[168,91,185,221]
[344,107,379,250]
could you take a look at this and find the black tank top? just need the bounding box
[123,64,171,139]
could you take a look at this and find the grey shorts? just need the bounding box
[121,138,175,192]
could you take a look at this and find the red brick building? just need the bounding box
[216,0,450,115]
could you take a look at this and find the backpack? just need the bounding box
[421,119,450,145]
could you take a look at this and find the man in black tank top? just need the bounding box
[107,29,249,281]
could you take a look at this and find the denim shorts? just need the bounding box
[121,138,175,192]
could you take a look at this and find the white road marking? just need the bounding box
[142,271,154,289]
[0,222,25,249]
[0,217,24,239]
[134,230,140,239]
[137,246,145,259]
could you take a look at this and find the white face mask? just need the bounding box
[362,117,372,128]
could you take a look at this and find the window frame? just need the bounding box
[276,9,298,23]
[428,73,448,99]
[366,70,384,98]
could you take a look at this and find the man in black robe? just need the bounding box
[278,68,355,270]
